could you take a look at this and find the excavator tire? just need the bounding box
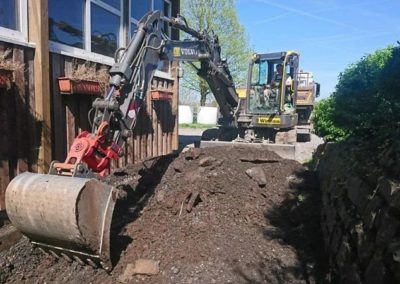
[5,172,116,271]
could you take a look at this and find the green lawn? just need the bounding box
[179,123,216,129]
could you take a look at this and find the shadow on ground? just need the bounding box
[234,168,330,283]
[107,154,177,265]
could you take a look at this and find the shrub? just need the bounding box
[313,45,400,141]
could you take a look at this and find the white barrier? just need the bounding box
[178,105,193,124]
[197,106,218,125]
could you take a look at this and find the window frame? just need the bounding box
[164,0,172,37]
[129,0,154,39]
[48,0,124,65]
[0,0,28,44]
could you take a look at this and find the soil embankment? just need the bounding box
[0,146,326,283]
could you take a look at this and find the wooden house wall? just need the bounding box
[0,0,180,210]
[50,54,179,171]
[0,43,36,210]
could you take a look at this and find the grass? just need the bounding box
[179,123,216,129]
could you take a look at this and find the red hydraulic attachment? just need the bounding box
[52,122,121,177]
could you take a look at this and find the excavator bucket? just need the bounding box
[5,172,116,271]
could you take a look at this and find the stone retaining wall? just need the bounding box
[316,141,400,283]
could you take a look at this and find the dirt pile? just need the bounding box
[0,146,326,283]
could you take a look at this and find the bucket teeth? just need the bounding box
[49,250,60,259]
[100,261,111,271]
[73,255,85,265]
[61,253,73,262]
[87,258,99,268]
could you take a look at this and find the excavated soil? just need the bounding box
[0,146,327,283]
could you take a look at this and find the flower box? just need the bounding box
[150,90,173,101]
[57,77,102,95]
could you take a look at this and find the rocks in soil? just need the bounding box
[132,259,160,275]
[118,259,159,283]
[245,166,267,187]
[184,148,201,160]
[199,156,217,167]
[317,141,400,283]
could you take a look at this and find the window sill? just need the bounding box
[49,41,174,79]
[0,34,35,49]
[49,41,115,65]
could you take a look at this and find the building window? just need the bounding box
[48,0,173,64]
[0,0,17,30]
[91,2,121,57]
[49,0,123,61]
[49,0,85,48]
[0,0,27,42]
[129,0,153,38]
[131,0,152,21]
[163,0,171,37]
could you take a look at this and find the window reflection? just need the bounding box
[131,23,137,37]
[49,0,84,48]
[91,3,119,57]
[163,0,171,36]
[101,0,120,10]
[131,0,152,20]
[0,0,17,30]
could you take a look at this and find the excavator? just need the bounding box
[5,11,239,271]
[5,10,311,271]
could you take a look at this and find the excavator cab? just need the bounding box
[235,51,300,143]
[247,51,299,117]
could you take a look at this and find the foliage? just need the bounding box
[0,49,24,72]
[313,45,400,141]
[313,97,348,141]
[180,0,252,106]
[179,123,216,129]
[71,60,109,93]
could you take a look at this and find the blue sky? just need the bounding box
[236,0,400,98]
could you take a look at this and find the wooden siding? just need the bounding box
[0,0,180,210]
[0,51,178,210]
[0,43,36,210]
[50,54,178,169]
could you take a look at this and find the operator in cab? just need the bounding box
[270,63,292,87]
[268,63,294,113]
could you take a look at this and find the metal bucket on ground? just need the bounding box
[5,172,116,271]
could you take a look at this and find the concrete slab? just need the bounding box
[199,140,296,160]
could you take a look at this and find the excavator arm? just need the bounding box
[5,10,239,271]
[51,11,239,178]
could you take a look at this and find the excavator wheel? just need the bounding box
[5,172,117,271]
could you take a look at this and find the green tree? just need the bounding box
[312,97,347,141]
[312,45,400,141]
[180,0,252,106]
[332,46,393,134]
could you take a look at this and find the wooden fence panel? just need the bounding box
[0,43,35,210]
